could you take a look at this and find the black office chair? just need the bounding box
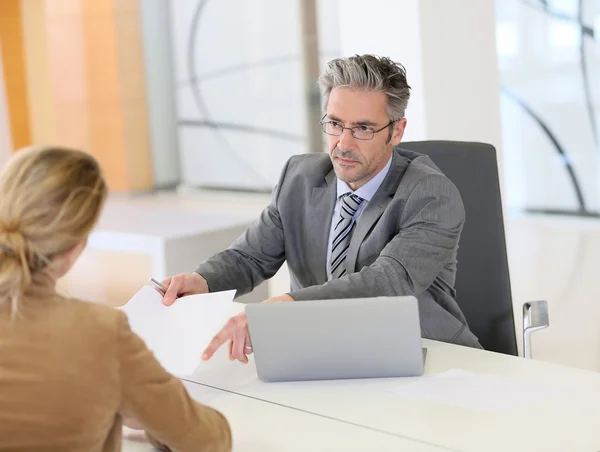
[398,141,548,357]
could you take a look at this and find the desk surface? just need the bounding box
[183,302,600,452]
[123,382,450,452]
[126,302,600,452]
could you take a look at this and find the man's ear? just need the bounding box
[390,118,407,146]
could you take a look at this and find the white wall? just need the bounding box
[336,0,428,141]
[336,0,502,151]
[419,1,502,149]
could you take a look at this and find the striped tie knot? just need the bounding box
[339,193,364,220]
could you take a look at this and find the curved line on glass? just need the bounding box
[520,0,595,38]
[179,120,306,143]
[501,86,588,212]
[177,50,341,86]
[186,0,272,187]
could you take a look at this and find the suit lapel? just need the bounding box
[346,151,410,273]
[306,169,337,285]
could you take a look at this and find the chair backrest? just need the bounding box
[398,141,518,355]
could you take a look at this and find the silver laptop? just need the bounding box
[245,296,425,382]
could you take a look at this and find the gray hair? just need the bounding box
[317,54,411,121]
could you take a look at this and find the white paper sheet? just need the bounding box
[387,369,561,413]
[119,285,236,375]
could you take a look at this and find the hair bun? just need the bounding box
[0,221,25,248]
[0,222,29,261]
[0,219,21,233]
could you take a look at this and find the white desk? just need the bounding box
[122,382,450,452]
[181,302,600,452]
[125,302,600,451]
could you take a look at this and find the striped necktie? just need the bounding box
[330,193,365,279]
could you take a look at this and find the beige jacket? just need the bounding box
[0,277,231,451]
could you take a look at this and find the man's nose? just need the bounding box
[338,127,357,149]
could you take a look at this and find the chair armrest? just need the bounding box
[522,300,549,359]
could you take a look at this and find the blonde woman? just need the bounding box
[0,146,231,451]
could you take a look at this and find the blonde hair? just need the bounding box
[0,146,107,317]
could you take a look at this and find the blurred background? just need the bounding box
[1,0,599,371]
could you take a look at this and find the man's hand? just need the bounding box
[122,417,144,430]
[160,272,209,306]
[264,294,295,303]
[202,294,295,363]
[202,312,252,363]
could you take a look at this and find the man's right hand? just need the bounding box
[160,272,209,306]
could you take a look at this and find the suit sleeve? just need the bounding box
[194,158,292,297]
[289,174,464,300]
[117,311,232,452]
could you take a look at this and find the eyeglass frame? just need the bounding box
[319,114,397,140]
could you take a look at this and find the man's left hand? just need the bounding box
[263,294,295,303]
[201,294,295,363]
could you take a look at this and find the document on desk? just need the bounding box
[388,369,562,413]
[119,285,236,375]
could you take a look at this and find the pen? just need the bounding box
[148,277,167,296]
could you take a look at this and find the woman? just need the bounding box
[0,146,231,451]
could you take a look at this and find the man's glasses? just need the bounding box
[320,116,396,140]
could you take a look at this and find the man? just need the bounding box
[162,54,481,363]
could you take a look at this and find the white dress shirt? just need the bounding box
[326,156,393,280]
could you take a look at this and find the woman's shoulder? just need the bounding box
[52,295,128,334]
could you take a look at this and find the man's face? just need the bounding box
[324,88,407,190]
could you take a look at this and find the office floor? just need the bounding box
[58,190,600,373]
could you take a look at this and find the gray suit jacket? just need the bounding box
[196,148,481,348]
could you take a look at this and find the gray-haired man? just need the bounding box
[162,54,482,362]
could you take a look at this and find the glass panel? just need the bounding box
[495,0,600,215]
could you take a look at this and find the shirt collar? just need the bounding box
[336,154,393,201]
